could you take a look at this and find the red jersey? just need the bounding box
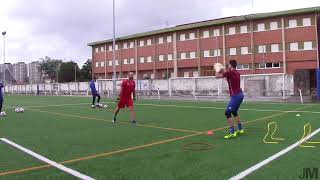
[223,69,242,96]
[120,80,135,99]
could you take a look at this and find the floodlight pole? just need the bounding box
[74,64,77,82]
[112,0,117,97]
[2,31,6,93]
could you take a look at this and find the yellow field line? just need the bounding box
[26,108,201,134]
[0,106,308,177]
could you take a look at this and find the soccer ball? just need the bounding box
[103,104,108,108]
[214,63,225,73]
[15,107,24,113]
[0,111,6,116]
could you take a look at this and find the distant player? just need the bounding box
[0,82,3,113]
[113,72,136,124]
[215,60,244,139]
[90,77,101,108]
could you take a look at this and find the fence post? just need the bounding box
[193,78,197,100]
[282,73,286,100]
[168,79,171,97]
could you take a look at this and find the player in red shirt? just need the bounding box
[113,72,137,124]
[215,60,244,139]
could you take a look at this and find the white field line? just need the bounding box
[8,101,319,115]
[134,103,320,114]
[0,138,95,180]
[229,127,320,180]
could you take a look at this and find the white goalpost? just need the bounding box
[96,78,127,97]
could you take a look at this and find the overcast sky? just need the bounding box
[0,0,319,66]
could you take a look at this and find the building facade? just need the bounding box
[12,62,27,83]
[28,61,42,84]
[88,7,320,81]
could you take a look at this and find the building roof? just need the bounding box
[88,6,320,46]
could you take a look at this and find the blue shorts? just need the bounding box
[226,92,244,113]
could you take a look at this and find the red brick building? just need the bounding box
[88,7,320,81]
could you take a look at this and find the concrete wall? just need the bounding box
[4,74,294,97]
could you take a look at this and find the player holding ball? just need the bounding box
[215,60,244,139]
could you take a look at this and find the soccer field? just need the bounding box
[0,95,319,180]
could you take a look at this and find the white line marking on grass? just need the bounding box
[134,103,320,114]
[229,127,320,180]
[0,138,95,180]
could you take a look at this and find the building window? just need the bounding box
[150,73,155,79]
[240,25,248,33]
[214,49,221,57]
[101,62,105,67]
[147,56,153,62]
[123,58,128,64]
[180,34,186,41]
[256,62,282,69]
[288,19,297,28]
[158,37,164,44]
[273,63,280,68]
[289,42,298,51]
[139,57,145,63]
[129,42,134,48]
[190,52,196,59]
[304,41,313,50]
[95,62,99,67]
[100,46,105,52]
[236,64,250,70]
[193,71,199,77]
[203,50,210,57]
[158,55,164,61]
[123,43,128,49]
[213,29,220,36]
[109,45,113,51]
[229,48,236,56]
[189,32,196,39]
[147,39,152,46]
[108,61,112,66]
[241,47,249,55]
[180,52,187,59]
[168,54,173,61]
[270,21,278,30]
[95,48,99,53]
[115,45,119,50]
[270,44,279,52]
[130,58,135,64]
[139,40,144,46]
[258,45,266,53]
[115,60,119,66]
[303,18,311,26]
[203,30,210,38]
[228,27,236,35]
[184,72,189,77]
[257,23,265,31]
[167,36,172,42]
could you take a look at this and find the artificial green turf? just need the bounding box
[0,95,319,179]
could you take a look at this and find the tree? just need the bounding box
[79,59,92,81]
[58,61,80,83]
[39,56,62,83]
